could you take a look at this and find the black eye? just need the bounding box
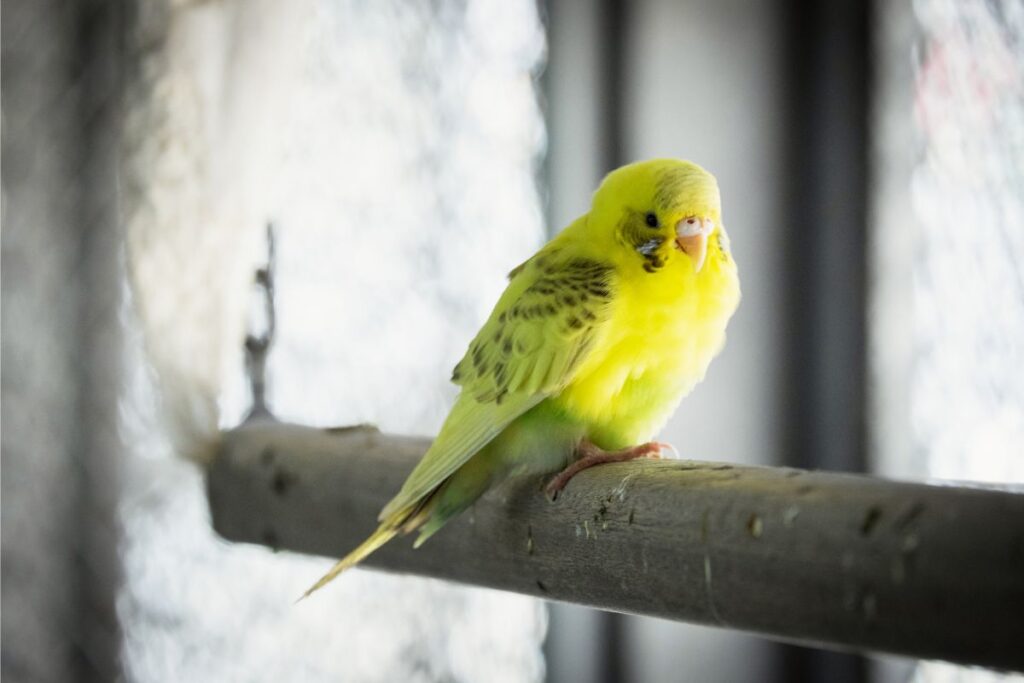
[644,212,658,228]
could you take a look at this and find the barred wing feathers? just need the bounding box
[378,251,614,520]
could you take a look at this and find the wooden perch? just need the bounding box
[207,420,1024,671]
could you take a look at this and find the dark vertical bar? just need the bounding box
[74,1,127,680]
[783,0,870,472]
[779,0,870,681]
[536,0,556,240]
[596,0,628,680]
[598,0,627,175]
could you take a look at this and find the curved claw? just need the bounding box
[653,441,680,460]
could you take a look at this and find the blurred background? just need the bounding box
[3,0,1022,682]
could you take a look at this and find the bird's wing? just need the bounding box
[378,250,615,520]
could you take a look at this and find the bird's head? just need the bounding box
[587,159,729,277]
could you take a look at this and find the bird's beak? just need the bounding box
[675,217,714,273]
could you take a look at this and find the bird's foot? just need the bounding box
[545,439,674,499]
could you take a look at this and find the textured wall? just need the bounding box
[2,1,123,681]
[2,4,84,679]
[118,1,548,681]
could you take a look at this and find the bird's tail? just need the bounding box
[298,498,437,600]
[298,524,400,600]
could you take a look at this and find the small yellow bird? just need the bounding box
[304,158,740,596]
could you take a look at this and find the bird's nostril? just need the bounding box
[677,217,704,237]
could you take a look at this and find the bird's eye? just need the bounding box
[644,212,659,228]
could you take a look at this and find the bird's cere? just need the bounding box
[675,216,714,272]
[677,217,701,237]
[676,216,714,237]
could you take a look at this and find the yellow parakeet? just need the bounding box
[304,158,740,596]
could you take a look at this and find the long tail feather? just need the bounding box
[298,492,443,600]
[297,524,399,601]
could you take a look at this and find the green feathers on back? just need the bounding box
[378,238,615,520]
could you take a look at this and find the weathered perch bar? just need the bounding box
[208,421,1024,671]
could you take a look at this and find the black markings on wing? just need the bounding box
[452,256,613,403]
[507,248,561,281]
